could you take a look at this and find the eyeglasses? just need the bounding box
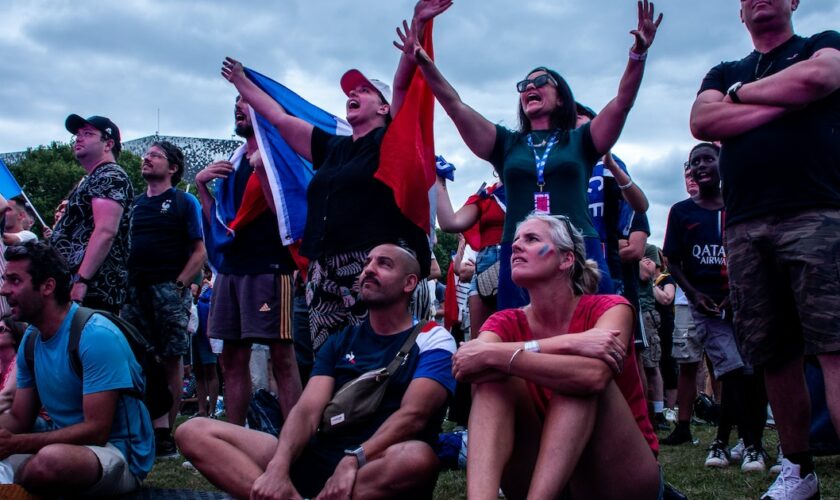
[516,74,558,93]
[0,326,11,334]
[684,155,717,168]
[144,152,169,161]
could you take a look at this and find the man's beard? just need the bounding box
[235,124,254,138]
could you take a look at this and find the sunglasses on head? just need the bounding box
[516,74,558,93]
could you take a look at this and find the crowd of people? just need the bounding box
[0,0,836,498]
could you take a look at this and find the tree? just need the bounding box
[10,142,144,230]
[433,228,459,274]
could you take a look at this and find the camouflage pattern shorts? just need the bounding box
[121,282,191,357]
[727,209,840,367]
[641,310,662,368]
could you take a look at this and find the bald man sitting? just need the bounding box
[176,243,456,499]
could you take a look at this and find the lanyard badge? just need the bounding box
[527,132,558,214]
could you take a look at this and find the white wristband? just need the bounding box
[629,50,647,61]
[619,179,634,191]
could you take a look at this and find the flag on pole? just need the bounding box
[0,159,23,199]
[204,70,351,271]
[375,21,437,235]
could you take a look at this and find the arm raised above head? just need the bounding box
[590,0,663,154]
[391,0,454,117]
[394,23,497,161]
[221,57,314,162]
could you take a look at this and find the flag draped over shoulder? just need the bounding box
[376,21,436,235]
[204,69,351,271]
[0,159,22,199]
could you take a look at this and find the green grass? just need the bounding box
[145,419,840,499]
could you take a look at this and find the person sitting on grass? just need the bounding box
[452,214,660,499]
[176,243,456,499]
[0,242,153,496]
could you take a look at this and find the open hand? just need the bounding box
[393,20,433,66]
[630,0,663,54]
[221,57,247,84]
[413,0,454,24]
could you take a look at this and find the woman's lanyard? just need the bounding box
[527,131,559,214]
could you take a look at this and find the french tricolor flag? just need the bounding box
[205,69,350,271]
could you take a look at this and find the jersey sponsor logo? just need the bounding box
[692,244,726,265]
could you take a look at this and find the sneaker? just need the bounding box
[155,432,179,460]
[661,425,693,446]
[730,438,746,462]
[704,439,730,468]
[663,408,678,423]
[760,458,819,499]
[770,445,784,475]
[741,445,766,473]
[182,460,195,470]
[654,413,671,431]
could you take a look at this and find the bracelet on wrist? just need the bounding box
[508,348,524,374]
[618,179,634,191]
[629,49,647,61]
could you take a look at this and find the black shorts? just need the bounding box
[209,273,293,343]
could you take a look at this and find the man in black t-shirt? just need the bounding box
[195,97,302,427]
[123,141,206,457]
[52,115,133,313]
[691,2,840,495]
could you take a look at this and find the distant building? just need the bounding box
[1,135,243,185]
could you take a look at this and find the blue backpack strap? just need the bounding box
[68,306,97,379]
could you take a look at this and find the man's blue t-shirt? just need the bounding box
[17,304,155,478]
[311,320,456,449]
[128,188,204,285]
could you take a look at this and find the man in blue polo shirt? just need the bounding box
[0,242,153,496]
[122,140,206,458]
[176,242,456,499]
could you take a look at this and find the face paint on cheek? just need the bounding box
[538,244,552,257]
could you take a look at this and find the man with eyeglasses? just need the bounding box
[690,1,840,497]
[51,115,133,314]
[121,140,206,459]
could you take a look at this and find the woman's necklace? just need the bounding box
[754,53,774,81]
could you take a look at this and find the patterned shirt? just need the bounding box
[50,162,134,308]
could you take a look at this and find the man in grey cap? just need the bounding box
[51,114,133,313]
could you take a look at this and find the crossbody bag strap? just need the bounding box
[384,321,426,375]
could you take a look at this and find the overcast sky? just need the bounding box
[2,0,837,245]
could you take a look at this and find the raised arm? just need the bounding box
[221,57,314,162]
[435,177,481,233]
[391,0,453,117]
[589,0,663,155]
[395,24,497,161]
[603,153,648,212]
